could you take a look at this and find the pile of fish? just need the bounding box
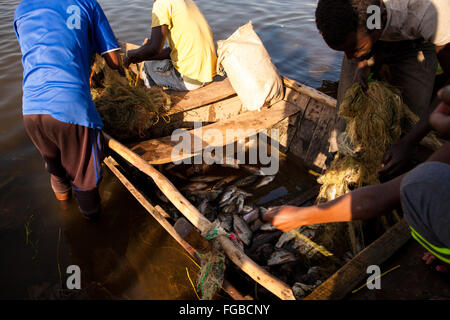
[160,162,343,299]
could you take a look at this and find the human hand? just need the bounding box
[429,86,450,139]
[353,60,371,92]
[262,205,306,232]
[378,140,414,179]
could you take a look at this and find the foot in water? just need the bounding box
[422,252,450,273]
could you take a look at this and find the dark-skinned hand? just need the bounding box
[378,140,414,180]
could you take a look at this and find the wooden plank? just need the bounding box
[283,77,337,109]
[104,134,296,300]
[167,78,236,115]
[129,99,309,165]
[288,99,325,167]
[103,156,247,300]
[304,104,339,172]
[304,219,410,300]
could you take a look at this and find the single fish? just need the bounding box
[232,175,258,188]
[254,175,276,188]
[212,175,239,190]
[233,214,253,246]
[267,249,298,266]
[235,194,245,213]
[234,188,253,198]
[218,186,237,206]
[292,282,316,299]
[259,223,279,232]
[191,175,223,182]
[241,205,256,214]
[275,230,297,248]
[242,208,259,224]
[182,182,208,193]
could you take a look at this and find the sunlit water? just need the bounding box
[0,0,341,299]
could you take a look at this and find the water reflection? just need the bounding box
[0,0,340,299]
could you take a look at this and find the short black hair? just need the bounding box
[315,0,381,47]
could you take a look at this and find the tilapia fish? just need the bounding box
[232,175,258,188]
[267,249,298,266]
[218,186,237,206]
[242,208,259,224]
[233,214,253,246]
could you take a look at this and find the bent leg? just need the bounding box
[23,115,72,194]
[401,162,450,264]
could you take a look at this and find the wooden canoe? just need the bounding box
[101,42,437,300]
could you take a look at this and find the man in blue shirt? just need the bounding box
[14,0,121,219]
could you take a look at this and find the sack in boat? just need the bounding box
[217,21,284,111]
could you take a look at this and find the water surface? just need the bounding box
[0,0,341,299]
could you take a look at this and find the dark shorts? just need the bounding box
[23,114,105,215]
[401,162,450,264]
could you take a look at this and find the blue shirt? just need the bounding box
[14,0,120,129]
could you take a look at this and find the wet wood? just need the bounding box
[130,98,309,165]
[304,219,410,300]
[104,155,248,300]
[104,133,296,300]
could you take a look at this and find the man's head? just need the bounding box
[315,0,385,60]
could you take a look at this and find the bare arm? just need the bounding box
[264,86,450,232]
[123,25,168,67]
[102,50,121,70]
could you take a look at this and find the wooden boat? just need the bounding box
[101,42,438,300]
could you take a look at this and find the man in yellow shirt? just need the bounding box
[124,0,217,91]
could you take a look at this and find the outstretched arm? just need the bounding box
[265,86,450,233]
[123,25,168,68]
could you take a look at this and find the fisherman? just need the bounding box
[14,0,121,219]
[123,0,217,91]
[264,85,450,273]
[315,0,450,179]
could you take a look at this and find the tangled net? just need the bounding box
[90,55,172,141]
[317,81,419,203]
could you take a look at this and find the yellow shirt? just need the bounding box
[151,0,217,83]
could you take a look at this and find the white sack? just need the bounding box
[217,22,284,111]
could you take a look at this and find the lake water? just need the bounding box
[0,0,342,299]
